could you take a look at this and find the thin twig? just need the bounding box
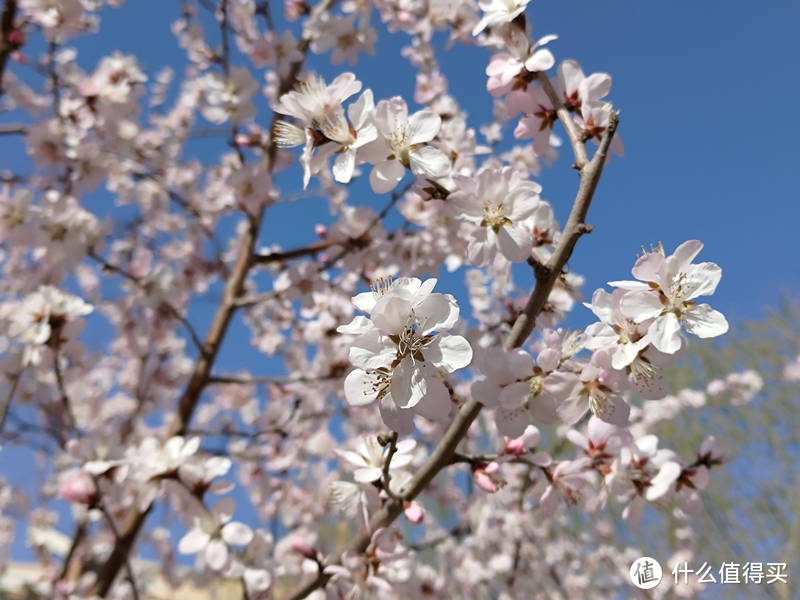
[252,238,342,264]
[208,373,339,385]
[88,252,207,355]
[53,354,77,439]
[0,122,25,134]
[536,71,589,169]
[380,432,403,502]
[507,464,533,590]
[318,184,408,272]
[57,520,87,583]
[0,371,20,434]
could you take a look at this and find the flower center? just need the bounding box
[392,318,433,365]
[528,374,543,396]
[480,202,511,232]
[370,276,395,298]
[390,125,413,166]
[363,367,392,400]
[585,382,615,420]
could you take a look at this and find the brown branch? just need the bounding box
[282,111,620,600]
[87,193,264,599]
[208,373,340,385]
[536,71,589,170]
[0,371,20,434]
[507,465,533,590]
[0,0,18,96]
[379,431,403,502]
[0,122,25,134]
[58,519,87,584]
[252,238,343,264]
[96,503,141,600]
[53,353,77,442]
[506,110,618,348]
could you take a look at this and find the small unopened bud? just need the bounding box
[314,223,327,238]
[472,462,505,494]
[58,468,97,505]
[403,501,424,524]
[7,29,25,48]
[290,537,317,560]
[504,437,526,455]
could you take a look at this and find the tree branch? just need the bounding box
[506,110,618,349]
[0,0,18,96]
[380,431,403,502]
[0,122,25,134]
[0,371,20,435]
[536,71,589,169]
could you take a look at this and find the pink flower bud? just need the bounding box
[314,223,327,238]
[58,468,97,505]
[284,0,307,21]
[290,537,317,559]
[7,29,25,47]
[472,461,505,493]
[403,501,424,524]
[504,437,526,455]
[235,133,252,146]
[474,470,497,493]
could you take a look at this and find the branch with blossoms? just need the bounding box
[284,120,619,598]
[0,0,740,598]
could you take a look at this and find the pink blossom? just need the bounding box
[57,468,97,505]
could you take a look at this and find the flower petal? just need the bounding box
[407,109,441,145]
[221,521,254,546]
[648,314,683,354]
[496,225,532,263]
[178,527,210,555]
[408,145,450,178]
[425,335,472,372]
[683,304,728,338]
[205,539,229,571]
[370,159,405,194]
[378,395,415,435]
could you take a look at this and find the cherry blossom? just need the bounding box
[614,240,729,354]
[178,498,254,571]
[57,468,97,505]
[339,277,472,433]
[472,0,531,36]
[471,346,558,436]
[334,435,416,482]
[539,457,597,517]
[8,285,93,366]
[361,97,450,193]
[448,166,542,265]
